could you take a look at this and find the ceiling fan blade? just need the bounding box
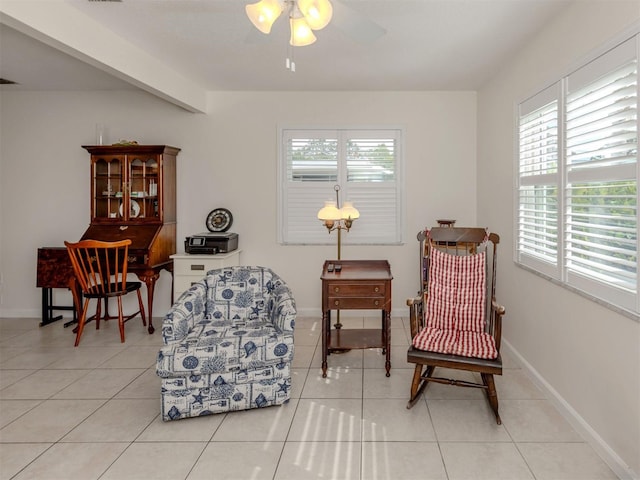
[330,0,387,44]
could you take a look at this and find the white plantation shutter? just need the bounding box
[279,128,403,245]
[342,183,400,244]
[564,37,638,308]
[517,83,561,276]
[516,34,639,314]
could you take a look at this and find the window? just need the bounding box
[278,128,404,245]
[518,83,561,277]
[516,35,639,314]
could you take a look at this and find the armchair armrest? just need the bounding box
[269,280,296,335]
[160,280,207,345]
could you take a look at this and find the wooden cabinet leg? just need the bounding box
[136,271,159,334]
[384,309,391,377]
[322,309,329,378]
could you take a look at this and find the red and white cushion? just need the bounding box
[453,330,497,359]
[414,244,497,360]
[412,326,457,353]
[412,328,497,359]
[425,246,486,332]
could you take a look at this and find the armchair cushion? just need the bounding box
[156,322,293,377]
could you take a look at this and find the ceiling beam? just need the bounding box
[0,1,207,113]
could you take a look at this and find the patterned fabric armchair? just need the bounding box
[156,266,296,421]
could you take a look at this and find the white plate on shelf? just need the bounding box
[119,199,140,218]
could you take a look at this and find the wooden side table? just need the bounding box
[321,260,393,377]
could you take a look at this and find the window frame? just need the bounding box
[515,33,639,318]
[277,126,405,246]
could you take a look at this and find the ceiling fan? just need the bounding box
[245,0,386,46]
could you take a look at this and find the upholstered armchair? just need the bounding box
[156,266,296,421]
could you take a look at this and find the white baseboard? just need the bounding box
[0,308,42,319]
[502,339,638,480]
[294,307,406,319]
[1,308,408,320]
[1,307,408,321]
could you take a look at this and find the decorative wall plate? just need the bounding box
[119,199,140,218]
[206,208,233,232]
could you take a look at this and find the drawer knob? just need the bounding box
[374,286,380,293]
[374,300,380,306]
[190,264,205,271]
[334,300,340,306]
[334,287,340,293]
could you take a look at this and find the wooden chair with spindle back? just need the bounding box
[64,239,146,346]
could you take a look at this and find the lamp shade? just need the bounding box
[289,16,317,46]
[246,0,283,34]
[340,201,360,220]
[297,0,333,30]
[317,201,341,220]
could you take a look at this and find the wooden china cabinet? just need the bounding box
[85,144,178,225]
[37,145,180,330]
[79,144,180,332]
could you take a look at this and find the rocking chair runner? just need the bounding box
[406,227,506,424]
[65,239,146,346]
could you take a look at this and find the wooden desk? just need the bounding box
[36,248,79,327]
[321,260,393,378]
[37,225,174,333]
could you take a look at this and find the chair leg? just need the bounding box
[482,373,501,424]
[74,298,91,347]
[136,290,147,327]
[117,296,125,343]
[407,364,428,409]
[95,298,102,330]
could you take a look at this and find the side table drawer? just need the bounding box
[328,296,388,309]
[174,260,218,276]
[173,252,241,276]
[327,283,386,296]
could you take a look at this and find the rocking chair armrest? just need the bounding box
[492,298,506,317]
[406,294,425,339]
[491,297,505,351]
[406,295,422,307]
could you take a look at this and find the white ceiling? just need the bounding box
[0,0,573,95]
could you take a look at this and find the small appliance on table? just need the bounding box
[184,232,238,254]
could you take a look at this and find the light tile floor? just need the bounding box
[0,315,618,480]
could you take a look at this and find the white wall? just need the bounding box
[0,89,477,321]
[2,2,639,476]
[477,1,640,478]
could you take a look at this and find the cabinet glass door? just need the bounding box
[92,156,124,221]
[128,155,160,221]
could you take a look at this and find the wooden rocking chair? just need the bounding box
[406,227,505,423]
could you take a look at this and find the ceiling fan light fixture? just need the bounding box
[245,0,283,34]
[289,16,316,46]
[297,0,332,30]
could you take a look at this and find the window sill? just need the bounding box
[515,262,640,323]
